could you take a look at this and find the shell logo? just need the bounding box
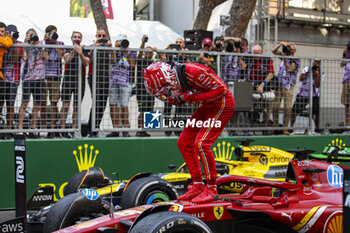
[323,211,342,233]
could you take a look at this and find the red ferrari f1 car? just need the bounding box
[43,148,346,233]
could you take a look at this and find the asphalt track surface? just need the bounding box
[0,210,15,222]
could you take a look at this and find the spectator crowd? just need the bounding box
[0,21,346,139]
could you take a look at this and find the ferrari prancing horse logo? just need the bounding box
[214,206,224,220]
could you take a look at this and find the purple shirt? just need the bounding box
[298,66,325,97]
[277,58,300,89]
[223,55,240,81]
[342,51,350,83]
[110,51,136,86]
[45,41,64,77]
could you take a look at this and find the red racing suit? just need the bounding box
[174,63,234,185]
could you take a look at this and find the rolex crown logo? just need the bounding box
[213,141,234,160]
[329,138,346,149]
[73,144,100,172]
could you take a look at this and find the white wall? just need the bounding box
[154,0,199,36]
[0,0,180,48]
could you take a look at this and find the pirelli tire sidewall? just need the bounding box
[120,176,178,209]
[129,211,213,233]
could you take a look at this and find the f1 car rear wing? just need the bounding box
[310,146,350,162]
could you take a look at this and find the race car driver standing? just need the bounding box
[143,62,234,203]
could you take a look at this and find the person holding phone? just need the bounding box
[86,27,112,137]
[59,31,90,138]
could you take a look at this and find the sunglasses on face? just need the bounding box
[97,34,107,38]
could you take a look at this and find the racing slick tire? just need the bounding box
[120,176,178,209]
[64,168,112,196]
[64,170,87,195]
[129,211,212,233]
[43,192,108,233]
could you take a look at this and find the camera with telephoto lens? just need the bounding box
[120,39,129,49]
[234,41,242,50]
[252,92,276,101]
[282,45,292,55]
[29,34,39,43]
[49,31,58,40]
[215,42,222,49]
[225,41,234,52]
[10,31,19,40]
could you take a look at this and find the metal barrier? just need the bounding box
[0,43,349,138]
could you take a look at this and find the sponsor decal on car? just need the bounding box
[214,206,224,220]
[259,154,268,165]
[82,189,99,200]
[74,221,98,229]
[32,194,53,202]
[191,212,205,219]
[323,211,343,233]
[327,165,343,188]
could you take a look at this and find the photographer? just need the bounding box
[248,45,274,132]
[1,25,21,139]
[222,37,250,82]
[86,27,112,138]
[165,38,191,63]
[18,28,48,137]
[271,41,300,135]
[42,25,64,138]
[341,41,350,132]
[107,34,136,137]
[197,37,217,73]
[212,36,224,52]
[59,31,90,138]
[291,60,323,134]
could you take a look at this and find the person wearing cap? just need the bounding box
[18,28,48,138]
[196,37,217,73]
[86,27,112,138]
[1,24,22,139]
[107,34,136,137]
[41,25,65,138]
[143,62,234,203]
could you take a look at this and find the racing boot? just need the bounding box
[191,185,219,203]
[177,182,204,200]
